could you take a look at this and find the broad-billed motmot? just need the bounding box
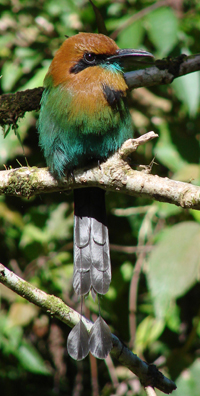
[38,33,153,360]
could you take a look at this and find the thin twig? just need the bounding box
[129,205,158,348]
[110,244,153,254]
[89,353,99,396]
[113,205,152,216]
[72,362,84,396]
[129,252,145,349]
[105,354,119,389]
[145,386,157,396]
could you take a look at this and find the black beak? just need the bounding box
[106,48,154,67]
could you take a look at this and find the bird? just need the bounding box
[38,32,153,361]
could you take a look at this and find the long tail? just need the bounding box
[67,187,112,361]
[73,187,111,298]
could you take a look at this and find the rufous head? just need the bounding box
[45,33,119,86]
[45,32,153,88]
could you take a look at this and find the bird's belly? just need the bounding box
[61,117,132,169]
[41,116,132,178]
[38,88,133,177]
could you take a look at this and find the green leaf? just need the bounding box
[15,47,43,73]
[175,359,200,396]
[117,20,145,49]
[173,164,200,184]
[0,126,23,164]
[8,303,38,327]
[135,316,165,354]
[0,314,23,355]
[164,301,181,333]
[120,261,134,282]
[45,0,77,16]
[172,71,200,117]
[51,263,73,292]
[45,202,73,240]
[0,33,15,57]
[147,222,200,319]
[17,342,51,375]
[156,202,182,219]
[106,15,128,32]
[20,65,50,90]
[20,224,48,247]
[190,209,200,223]
[1,61,23,92]
[146,7,179,57]
[154,121,186,172]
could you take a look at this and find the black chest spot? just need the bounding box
[102,84,125,107]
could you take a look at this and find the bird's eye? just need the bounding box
[84,53,96,65]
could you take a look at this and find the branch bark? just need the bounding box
[0,263,176,394]
[0,134,200,210]
[125,53,200,88]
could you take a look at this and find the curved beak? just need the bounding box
[106,48,154,66]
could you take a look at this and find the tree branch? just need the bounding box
[1,54,200,127]
[0,263,176,394]
[0,134,200,210]
[0,87,44,128]
[125,53,200,88]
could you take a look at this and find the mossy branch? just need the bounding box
[0,133,200,210]
[0,263,176,394]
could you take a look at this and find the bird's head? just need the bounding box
[45,32,153,89]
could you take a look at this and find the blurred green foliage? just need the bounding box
[0,0,200,395]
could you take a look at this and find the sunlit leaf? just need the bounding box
[1,61,23,92]
[15,47,43,73]
[117,19,144,49]
[8,303,39,327]
[120,261,133,282]
[154,122,186,172]
[0,126,24,164]
[172,71,200,117]
[173,163,200,184]
[20,65,50,91]
[146,7,179,57]
[20,224,48,247]
[147,222,200,319]
[51,263,73,292]
[0,202,23,227]
[46,202,73,240]
[17,342,51,374]
[135,315,165,354]
[156,202,182,219]
[175,359,200,396]
[190,209,200,223]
